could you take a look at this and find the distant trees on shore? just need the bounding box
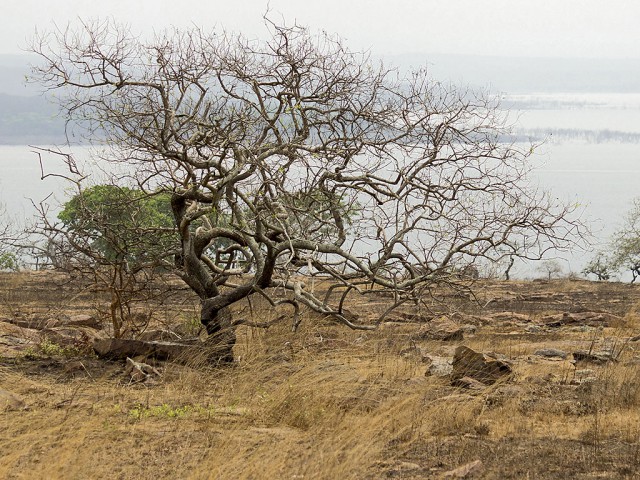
[585,199,640,282]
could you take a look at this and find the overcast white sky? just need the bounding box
[3,0,640,58]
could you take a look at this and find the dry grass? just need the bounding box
[3,274,640,478]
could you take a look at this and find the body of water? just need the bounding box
[1,93,639,278]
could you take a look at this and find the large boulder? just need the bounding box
[452,346,512,385]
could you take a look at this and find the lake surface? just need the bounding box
[1,92,639,278]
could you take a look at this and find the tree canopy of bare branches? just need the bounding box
[30,19,583,359]
[605,198,640,282]
[0,204,19,271]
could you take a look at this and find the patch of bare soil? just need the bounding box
[3,273,640,479]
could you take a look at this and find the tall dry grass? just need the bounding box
[3,278,640,478]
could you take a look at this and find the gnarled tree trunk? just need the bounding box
[201,302,236,363]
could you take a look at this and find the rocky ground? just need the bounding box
[2,272,640,478]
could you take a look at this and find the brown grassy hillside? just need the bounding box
[2,272,640,479]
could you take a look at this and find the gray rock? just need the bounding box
[414,316,464,341]
[424,355,453,377]
[125,357,162,384]
[572,350,615,364]
[570,376,598,386]
[534,348,568,359]
[460,324,477,335]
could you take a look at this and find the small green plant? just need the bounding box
[180,313,204,337]
[32,338,81,357]
[0,252,19,271]
[128,403,214,420]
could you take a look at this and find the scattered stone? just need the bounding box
[0,316,56,330]
[452,346,512,385]
[534,348,568,359]
[0,322,41,346]
[62,314,101,330]
[492,384,525,397]
[424,355,453,377]
[568,369,597,385]
[572,350,615,364]
[524,292,567,301]
[570,376,598,386]
[460,324,477,335]
[451,376,487,390]
[442,459,484,478]
[385,461,422,474]
[484,351,509,361]
[524,325,544,334]
[414,316,464,341]
[450,312,488,326]
[124,357,162,384]
[540,312,622,328]
[399,344,422,358]
[393,312,432,323]
[42,326,105,348]
[93,338,199,361]
[0,335,30,346]
[489,312,531,323]
[0,389,26,412]
[486,385,525,405]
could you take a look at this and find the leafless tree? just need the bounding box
[0,204,21,271]
[582,253,612,281]
[30,19,584,360]
[606,198,640,283]
[537,259,565,281]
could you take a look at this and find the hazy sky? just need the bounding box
[3,0,640,58]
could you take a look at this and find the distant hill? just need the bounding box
[385,54,640,93]
[0,93,68,145]
[0,55,69,144]
[0,54,41,96]
[2,53,640,144]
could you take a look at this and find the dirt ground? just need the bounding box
[3,272,640,479]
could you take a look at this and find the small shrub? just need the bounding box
[128,403,214,421]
